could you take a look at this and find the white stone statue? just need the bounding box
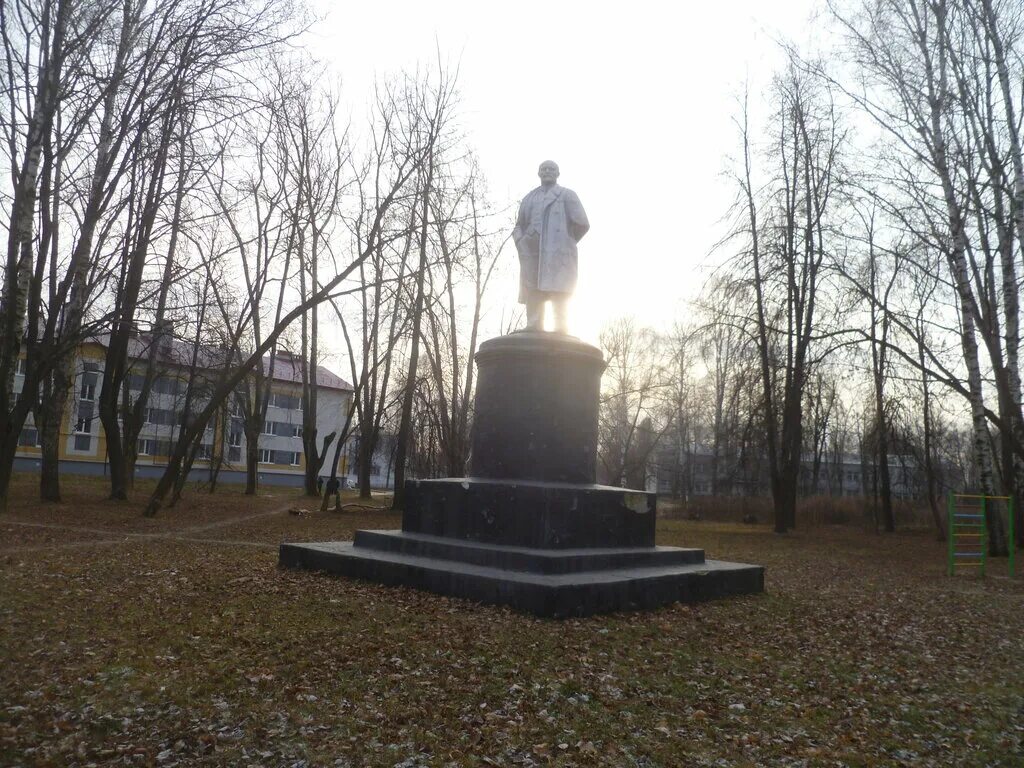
[512,161,590,333]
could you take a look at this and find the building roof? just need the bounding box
[89,333,353,393]
[263,353,352,393]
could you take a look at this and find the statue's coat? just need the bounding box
[513,184,590,302]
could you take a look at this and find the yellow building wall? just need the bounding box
[56,342,109,462]
[15,344,350,478]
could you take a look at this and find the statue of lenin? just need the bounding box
[512,161,590,333]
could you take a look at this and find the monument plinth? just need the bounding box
[470,332,604,484]
[280,333,764,617]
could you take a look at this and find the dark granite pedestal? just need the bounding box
[280,332,764,618]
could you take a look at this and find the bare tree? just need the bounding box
[417,158,504,477]
[278,67,349,496]
[725,65,845,533]
[334,79,429,501]
[829,0,1024,551]
[142,62,431,516]
[0,0,297,510]
[95,0,295,501]
[598,317,673,489]
[391,63,461,510]
[0,0,113,511]
[802,370,839,496]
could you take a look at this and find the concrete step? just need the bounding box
[353,529,705,574]
[279,540,764,618]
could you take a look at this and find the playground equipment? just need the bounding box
[947,494,1015,577]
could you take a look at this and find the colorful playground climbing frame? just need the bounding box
[947,494,1015,577]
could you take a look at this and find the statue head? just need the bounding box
[538,160,560,186]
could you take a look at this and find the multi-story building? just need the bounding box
[12,336,353,488]
[223,351,353,486]
[344,432,398,490]
[652,444,922,500]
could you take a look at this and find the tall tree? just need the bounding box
[831,0,1019,551]
[598,318,672,488]
[727,66,845,532]
[0,0,111,511]
[391,64,459,510]
[142,62,432,516]
[418,159,503,477]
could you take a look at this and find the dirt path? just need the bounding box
[0,502,296,553]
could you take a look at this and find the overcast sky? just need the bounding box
[306,0,822,345]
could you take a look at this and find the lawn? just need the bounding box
[1,474,1022,766]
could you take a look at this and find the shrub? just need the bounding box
[659,495,772,524]
[797,495,864,526]
[660,493,933,528]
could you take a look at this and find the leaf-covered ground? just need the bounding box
[1,474,1022,766]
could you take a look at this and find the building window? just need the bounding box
[138,439,173,457]
[228,446,241,463]
[197,444,213,460]
[74,434,91,451]
[144,407,177,426]
[270,393,302,411]
[229,428,243,448]
[262,419,301,438]
[75,402,93,435]
[18,427,39,447]
[256,448,301,466]
[79,372,97,401]
[152,376,179,396]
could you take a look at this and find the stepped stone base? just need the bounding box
[279,530,764,618]
[402,477,657,548]
[278,332,765,617]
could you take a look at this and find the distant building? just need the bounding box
[224,351,352,485]
[651,444,923,500]
[343,432,398,490]
[798,453,920,499]
[13,336,352,487]
[651,444,723,497]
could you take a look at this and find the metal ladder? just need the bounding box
[947,494,988,577]
[947,494,1016,577]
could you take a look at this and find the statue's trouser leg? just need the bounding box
[526,294,545,330]
[552,295,569,334]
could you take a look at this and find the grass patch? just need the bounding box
[1,474,1022,766]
